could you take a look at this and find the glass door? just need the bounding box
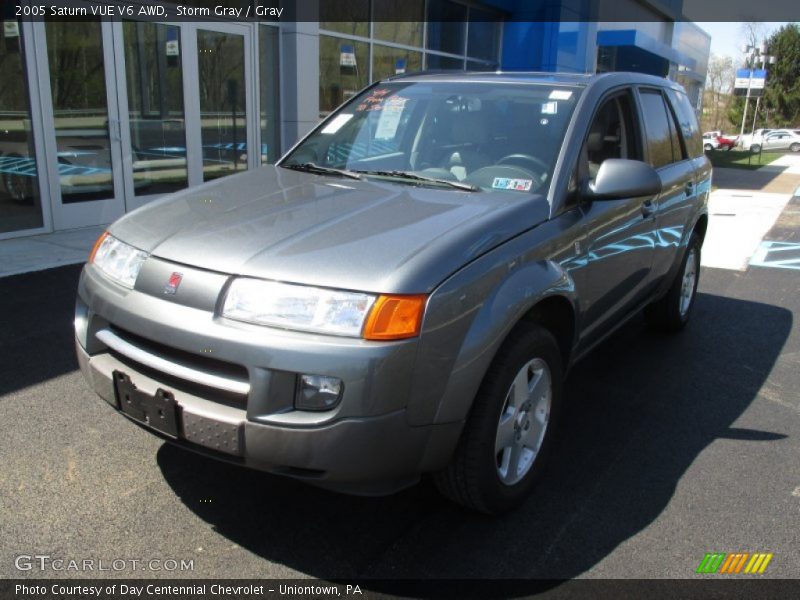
[34,19,125,230]
[113,20,189,213]
[184,23,255,185]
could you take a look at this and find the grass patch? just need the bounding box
[706,149,783,170]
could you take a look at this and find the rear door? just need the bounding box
[636,87,697,284]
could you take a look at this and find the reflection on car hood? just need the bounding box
[110,166,550,293]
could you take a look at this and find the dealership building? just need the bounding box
[0,0,709,241]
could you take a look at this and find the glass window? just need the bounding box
[123,21,187,196]
[374,1,423,47]
[284,81,580,195]
[426,54,464,70]
[585,92,641,179]
[666,88,702,158]
[197,29,247,182]
[426,1,467,55]
[372,45,422,81]
[467,9,500,62]
[259,25,280,163]
[467,60,497,71]
[320,0,369,38]
[319,35,369,117]
[0,19,44,233]
[665,100,686,163]
[639,89,674,168]
[46,20,114,203]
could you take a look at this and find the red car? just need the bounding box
[702,131,737,151]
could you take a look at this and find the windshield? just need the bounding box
[281,81,581,194]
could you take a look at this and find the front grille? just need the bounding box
[105,325,249,408]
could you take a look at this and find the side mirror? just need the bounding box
[584,158,661,200]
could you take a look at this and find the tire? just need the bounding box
[703,143,713,152]
[434,322,562,514]
[750,144,761,153]
[790,143,800,153]
[644,233,701,332]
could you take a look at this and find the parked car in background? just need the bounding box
[739,128,773,150]
[75,72,710,514]
[702,132,737,151]
[750,129,800,153]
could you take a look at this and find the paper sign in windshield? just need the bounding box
[492,178,533,192]
[321,113,353,134]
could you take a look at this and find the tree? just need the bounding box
[705,54,735,130]
[762,24,800,127]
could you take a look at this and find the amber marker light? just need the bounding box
[88,231,109,262]
[363,294,428,340]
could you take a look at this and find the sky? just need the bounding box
[695,22,790,63]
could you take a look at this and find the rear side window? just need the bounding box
[666,89,703,158]
[639,89,677,168]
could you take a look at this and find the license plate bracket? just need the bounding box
[113,370,179,438]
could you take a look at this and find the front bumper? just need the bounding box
[75,264,461,492]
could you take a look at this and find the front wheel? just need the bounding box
[703,143,714,152]
[645,233,701,331]
[790,143,800,153]
[434,323,562,514]
[750,144,761,153]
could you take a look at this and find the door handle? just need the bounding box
[685,181,694,196]
[641,199,656,218]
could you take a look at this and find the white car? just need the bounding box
[750,130,800,153]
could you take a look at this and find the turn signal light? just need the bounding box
[363,294,427,340]
[88,231,109,262]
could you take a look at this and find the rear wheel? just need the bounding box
[434,322,562,514]
[750,144,761,153]
[790,142,800,153]
[645,233,701,331]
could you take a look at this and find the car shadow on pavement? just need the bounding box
[711,164,788,192]
[0,264,82,397]
[158,291,791,586]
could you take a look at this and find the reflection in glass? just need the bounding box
[374,1,423,46]
[426,54,464,70]
[0,19,44,233]
[259,26,280,164]
[46,20,114,203]
[197,30,247,182]
[319,35,368,117]
[426,0,467,54]
[467,10,501,62]
[320,0,369,37]
[123,21,187,195]
[372,45,422,81]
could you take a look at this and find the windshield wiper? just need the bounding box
[282,162,363,180]
[353,170,479,192]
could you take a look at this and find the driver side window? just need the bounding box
[584,91,642,181]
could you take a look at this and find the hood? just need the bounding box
[110,166,550,293]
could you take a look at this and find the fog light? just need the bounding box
[295,374,343,411]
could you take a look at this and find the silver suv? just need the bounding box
[75,72,710,513]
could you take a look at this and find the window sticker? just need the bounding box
[549,90,573,100]
[492,177,533,192]
[356,88,391,112]
[321,113,354,134]
[541,102,558,115]
[374,97,407,140]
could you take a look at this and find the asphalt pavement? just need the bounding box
[1,248,798,585]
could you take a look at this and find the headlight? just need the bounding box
[89,232,148,289]
[223,278,377,337]
[222,278,427,340]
